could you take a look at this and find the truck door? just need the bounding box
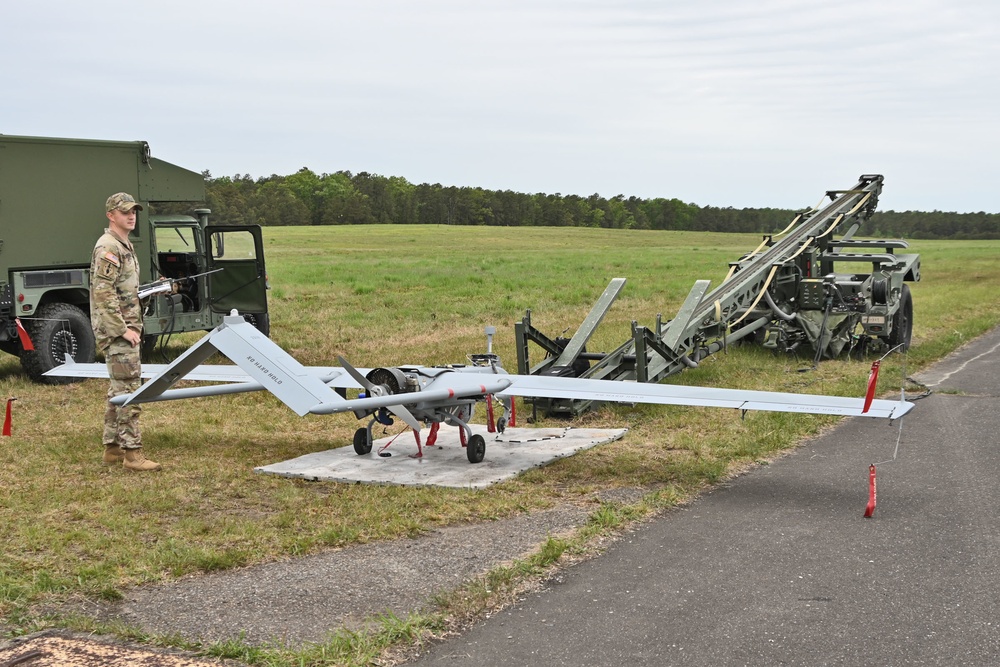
[205,225,269,334]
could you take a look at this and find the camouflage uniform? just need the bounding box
[91,208,144,450]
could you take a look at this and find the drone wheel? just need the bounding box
[467,434,486,464]
[353,428,372,455]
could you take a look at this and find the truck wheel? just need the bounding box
[20,302,97,384]
[243,312,270,336]
[886,284,913,351]
[21,303,96,384]
[141,334,160,362]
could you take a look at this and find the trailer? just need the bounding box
[515,175,919,415]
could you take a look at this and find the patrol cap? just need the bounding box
[106,192,144,212]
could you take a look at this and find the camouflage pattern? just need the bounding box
[91,227,144,449]
[105,192,144,212]
[90,229,142,352]
[103,339,142,449]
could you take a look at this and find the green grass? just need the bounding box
[2,226,999,665]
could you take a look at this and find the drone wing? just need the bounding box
[499,375,914,420]
[45,352,356,386]
[44,356,261,382]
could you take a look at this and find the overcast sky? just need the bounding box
[3,1,997,213]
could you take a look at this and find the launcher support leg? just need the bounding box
[426,422,441,447]
[410,429,424,459]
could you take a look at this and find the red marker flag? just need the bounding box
[862,360,881,414]
[863,464,877,518]
[2,398,15,437]
[15,319,34,351]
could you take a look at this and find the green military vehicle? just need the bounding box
[0,134,269,383]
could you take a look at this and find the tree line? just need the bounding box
[202,168,1000,239]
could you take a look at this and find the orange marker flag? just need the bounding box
[3,398,16,436]
[15,319,34,351]
[862,360,881,414]
[863,464,877,518]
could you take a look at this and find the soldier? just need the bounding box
[91,192,161,472]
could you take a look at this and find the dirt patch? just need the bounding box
[0,631,235,667]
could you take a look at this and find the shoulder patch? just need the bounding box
[95,251,121,281]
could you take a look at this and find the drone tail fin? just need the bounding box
[125,314,344,416]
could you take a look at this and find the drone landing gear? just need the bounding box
[353,426,373,455]
[466,434,486,464]
[485,395,515,434]
[440,412,486,464]
[353,410,487,464]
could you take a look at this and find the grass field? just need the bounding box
[2,226,998,664]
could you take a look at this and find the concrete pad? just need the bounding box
[254,425,628,488]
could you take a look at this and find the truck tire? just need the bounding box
[886,284,913,351]
[243,312,270,337]
[0,340,21,356]
[141,334,160,362]
[20,302,96,384]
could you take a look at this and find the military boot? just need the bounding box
[103,445,126,466]
[123,448,162,472]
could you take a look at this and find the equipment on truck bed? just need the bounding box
[516,175,919,415]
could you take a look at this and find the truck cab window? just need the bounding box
[211,230,257,260]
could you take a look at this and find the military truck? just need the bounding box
[0,134,269,383]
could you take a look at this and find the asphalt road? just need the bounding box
[408,328,1000,666]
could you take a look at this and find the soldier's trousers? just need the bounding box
[103,339,142,449]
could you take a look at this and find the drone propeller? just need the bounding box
[337,356,422,431]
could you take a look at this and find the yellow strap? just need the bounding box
[816,191,872,239]
[816,213,842,239]
[785,236,813,261]
[772,212,804,239]
[846,191,872,216]
[729,265,779,327]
